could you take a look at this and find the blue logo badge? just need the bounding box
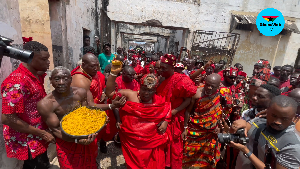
[256,8,285,36]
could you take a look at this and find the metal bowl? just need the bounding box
[60,106,107,139]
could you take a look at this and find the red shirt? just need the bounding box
[279,79,290,89]
[115,76,140,91]
[1,63,48,160]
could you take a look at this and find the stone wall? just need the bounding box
[18,0,54,70]
[0,1,24,168]
[107,0,300,75]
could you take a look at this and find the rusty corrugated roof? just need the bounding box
[232,14,300,34]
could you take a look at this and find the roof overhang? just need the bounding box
[230,13,300,34]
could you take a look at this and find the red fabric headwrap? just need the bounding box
[161,54,176,66]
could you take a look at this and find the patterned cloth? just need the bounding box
[183,92,222,168]
[1,63,48,160]
[156,72,197,169]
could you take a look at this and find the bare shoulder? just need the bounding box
[73,87,87,98]
[71,75,91,90]
[37,95,54,114]
[193,87,203,99]
[119,89,135,96]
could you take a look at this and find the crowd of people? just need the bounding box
[1,38,300,169]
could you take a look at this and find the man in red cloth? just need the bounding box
[279,65,294,89]
[282,72,300,95]
[156,54,197,169]
[70,53,126,153]
[106,65,171,169]
[104,65,140,142]
[37,67,99,169]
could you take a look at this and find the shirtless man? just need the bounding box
[106,63,171,168]
[38,66,101,169]
[70,53,126,153]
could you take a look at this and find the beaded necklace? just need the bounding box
[80,66,92,81]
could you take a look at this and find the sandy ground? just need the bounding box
[50,141,126,169]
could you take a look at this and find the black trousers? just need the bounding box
[22,147,50,169]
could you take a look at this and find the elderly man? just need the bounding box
[71,53,126,153]
[37,66,98,169]
[1,41,53,168]
[231,95,300,169]
[106,63,172,169]
[182,74,222,168]
[156,54,197,169]
[183,58,196,76]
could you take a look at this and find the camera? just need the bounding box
[0,36,34,67]
[218,128,249,145]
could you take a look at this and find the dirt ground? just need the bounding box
[50,141,126,169]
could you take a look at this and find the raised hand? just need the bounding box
[112,95,127,108]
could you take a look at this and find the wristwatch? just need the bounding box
[75,139,78,144]
[244,151,252,158]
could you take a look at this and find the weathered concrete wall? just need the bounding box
[232,27,290,75]
[108,0,300,72]
[0,1,24,168]
[18,0,54,70]
[65,0,102,68]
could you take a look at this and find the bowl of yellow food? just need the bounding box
[60,106,107,139]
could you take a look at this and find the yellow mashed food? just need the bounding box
[61,106,106,136]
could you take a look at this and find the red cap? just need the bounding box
[161,54,176,66]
